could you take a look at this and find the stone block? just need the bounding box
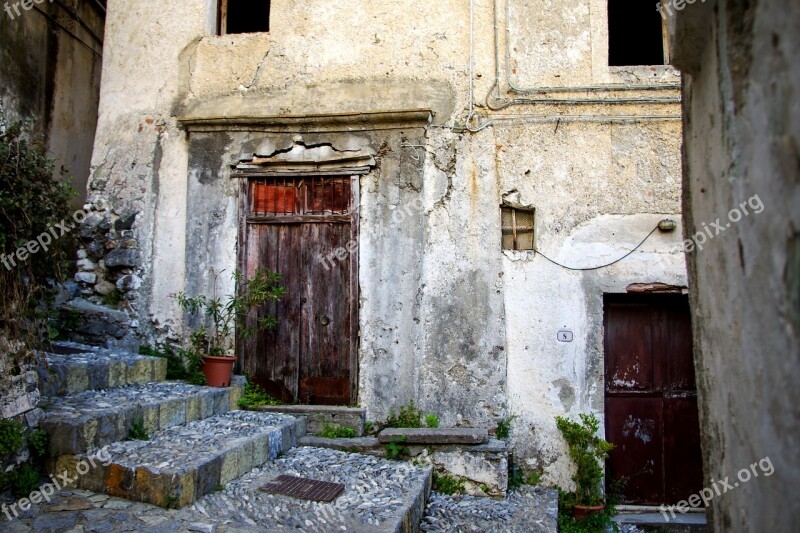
[257,404,365,436]
[378,427,489,445]
[104,249,140,268]
[429,439,509,495]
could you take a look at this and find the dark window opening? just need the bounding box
[608,0,667,66]
[219,0,271,35]
[501,206,535,251]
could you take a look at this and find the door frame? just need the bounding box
[234,171,361,404]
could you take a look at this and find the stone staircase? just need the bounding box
[31,341,434,532]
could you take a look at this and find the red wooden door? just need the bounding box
[604,294,703,505]
[239,176,358,405]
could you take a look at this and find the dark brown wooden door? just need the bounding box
[604,294,703,505]
[239,176,358,405]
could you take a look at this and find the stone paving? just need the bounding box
[2,446,432,532]
[420,487,558,533]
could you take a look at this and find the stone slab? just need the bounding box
[258,405,366,436]
[379,428,489,445]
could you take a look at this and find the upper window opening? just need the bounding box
[501,206,535,251]
[608,0,668,66]
[219,0,271,35]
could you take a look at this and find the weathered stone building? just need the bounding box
[669,0,800,530]
[75,0,690,492]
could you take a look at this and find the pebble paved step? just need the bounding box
[54,411,305,509]
[39,341,167,396]
[183,446,432,532]
[41,378,246,455]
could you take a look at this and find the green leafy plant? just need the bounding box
[172,268,284,358]
[555,414,614,507]
[161,494,178,509]
[384,435,409,460]
[496,415,517,440]
[127,419,149,441]
[386,400,423,428]
[432,471,466,495]
[557,488,618,532]
[27,429,49,459]
[101,289,123,308]
[10,463,40,498]
[237,376,281,409]
[364,421,374,435]
[508,464,541,489]
[0,115,75,366]
[0,419,24,457]
[139,345,189,381]
[424,413,440,428]
[319,423,357,439]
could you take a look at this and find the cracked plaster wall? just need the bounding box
[85,0,686,486]
[668,0,800,529]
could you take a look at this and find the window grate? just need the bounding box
[501,206,535,251]
[250,176,350,217]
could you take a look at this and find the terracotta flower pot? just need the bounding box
[201,355,235,387]
[573,504,605,519]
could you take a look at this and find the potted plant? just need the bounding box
[555,413,614,518]
[172,268,284,387]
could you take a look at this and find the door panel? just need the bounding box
[604,294,702,505]
[239,175,357,405]
[605,396,664,504]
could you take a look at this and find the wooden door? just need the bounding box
[604,294,703,505]
[239,175,358,405]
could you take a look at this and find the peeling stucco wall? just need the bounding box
[83,0,686,486]
[669,0,800,530]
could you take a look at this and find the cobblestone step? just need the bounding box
[41,378,246,455]
[53,411,305,509]
[39,341,167,396]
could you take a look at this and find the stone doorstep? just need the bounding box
[298,435,383,455]
[54,412,304,509]
[40,341,168,396]
[41,378,246,456]
[257,404,366,436]
[378,427,489,445]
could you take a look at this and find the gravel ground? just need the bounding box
[420,486,558,533]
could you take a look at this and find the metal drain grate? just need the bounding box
[260,475,345,503]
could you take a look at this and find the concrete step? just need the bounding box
[257,404,366,436]
[614,511,708,532]
[40,341,167,396]
[41,378,246,455]
[53,411,305,509]
[378,427,489,445]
